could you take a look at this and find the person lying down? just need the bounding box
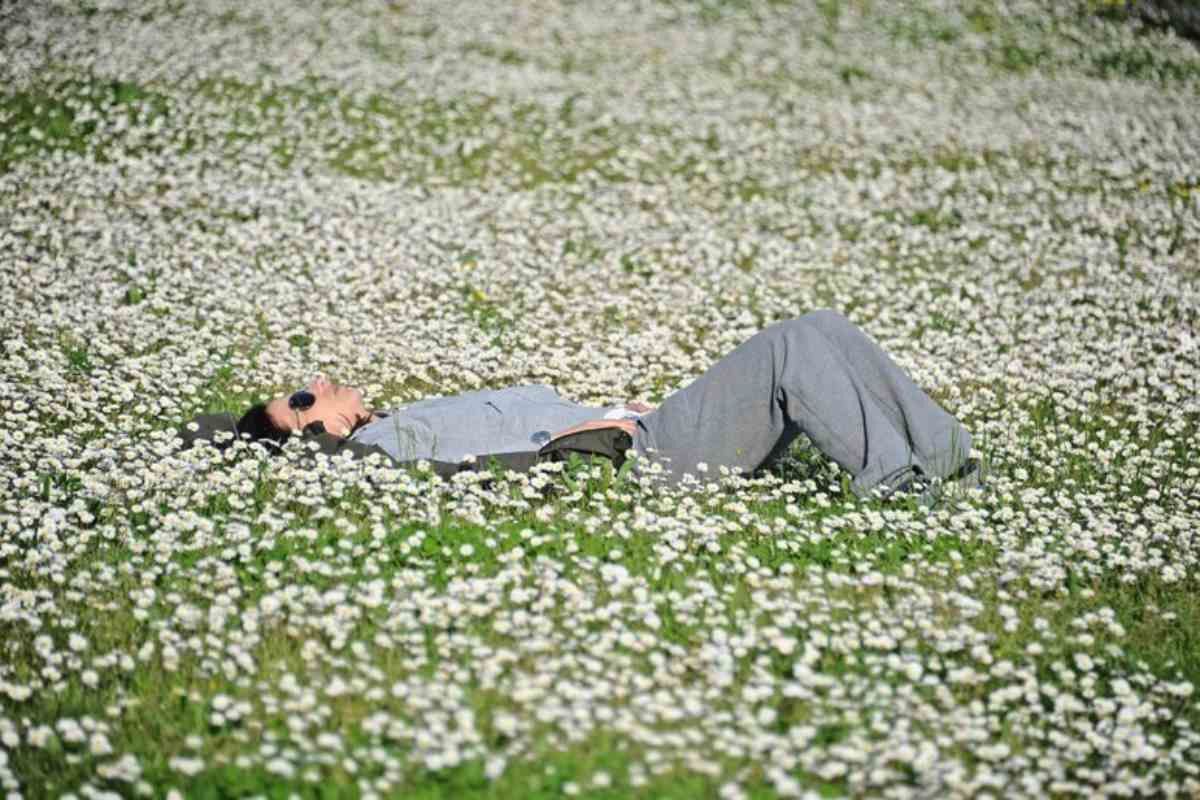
[180,309,984,504]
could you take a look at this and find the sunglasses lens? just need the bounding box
[289,390,315,411]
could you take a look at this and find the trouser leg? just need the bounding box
[800,309,973,480]
[633,309,972,495]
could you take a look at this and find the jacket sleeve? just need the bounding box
[305,425,635,474]
[297,428,396,463]
[299,427,544,479]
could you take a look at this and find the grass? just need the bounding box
[9,492,1196,795]
[0,75,174,174]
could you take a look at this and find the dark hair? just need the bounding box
[236,403,290,451]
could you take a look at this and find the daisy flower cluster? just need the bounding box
[1,0,1198,796]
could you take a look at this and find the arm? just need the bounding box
[299,423,395,461]
[300,422,543,478]
[176,413,538,480]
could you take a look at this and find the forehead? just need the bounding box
[264,396,294,428]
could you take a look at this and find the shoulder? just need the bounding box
[499,383,560,399]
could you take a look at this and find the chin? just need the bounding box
[348,389,369,413]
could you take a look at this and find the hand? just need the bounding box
[550,418,636,443]
[625,401,654,413]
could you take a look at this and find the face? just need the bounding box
[266,377,372,437]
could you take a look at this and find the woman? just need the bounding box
[184,309,980,500]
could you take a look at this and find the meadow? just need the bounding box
[1,0,1199,797]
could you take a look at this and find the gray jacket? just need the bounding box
[351,384,633,463]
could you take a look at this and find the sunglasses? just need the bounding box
[289,390,316,431]
[288,390,316,412]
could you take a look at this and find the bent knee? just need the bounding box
[767,309,850,344]
[800,308,848,328]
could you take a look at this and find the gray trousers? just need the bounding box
[633,309,973,495]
